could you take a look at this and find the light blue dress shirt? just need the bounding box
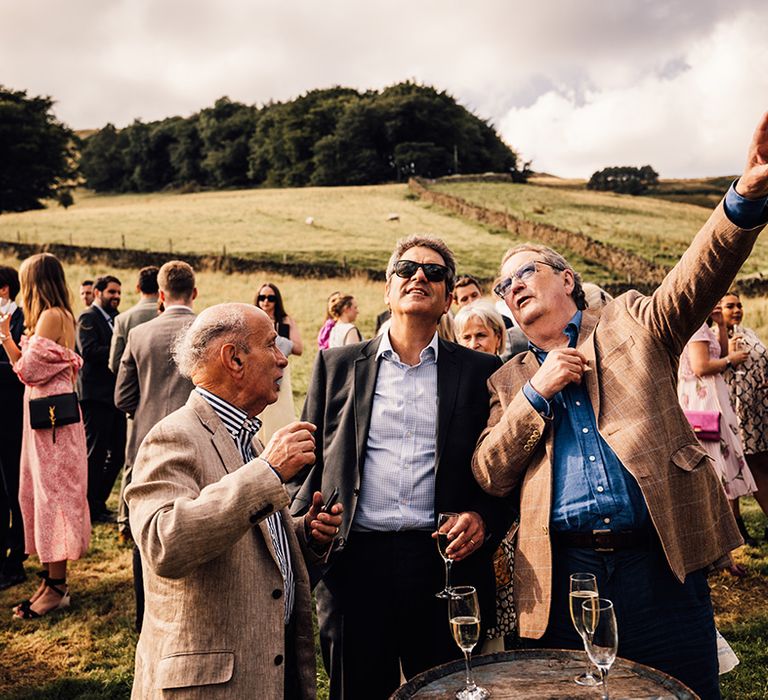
[352,331,439,532]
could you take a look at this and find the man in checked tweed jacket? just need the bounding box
[472,112,768,700]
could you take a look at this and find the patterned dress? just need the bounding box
[14,335,90,561]
[723,325,768,455]
[678,323,757,499]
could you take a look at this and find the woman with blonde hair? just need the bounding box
[0,253,90,619]
[328,295,363,347]
[454,301,506,356]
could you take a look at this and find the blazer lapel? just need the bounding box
[353,338,381,473]
[576,310,601,418]
[435,340,459,471]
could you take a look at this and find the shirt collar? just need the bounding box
[194,386,262,440]
[528,310,582,356]
[94,302,115,324]
[376,329,439,364]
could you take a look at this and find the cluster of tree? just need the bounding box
[79,82,523,192]
[587,165,659,195]
[0,86,78,213]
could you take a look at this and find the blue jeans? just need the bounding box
[527,539,720,700]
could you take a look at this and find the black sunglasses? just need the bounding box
[257,294,277,303]
[393,260,450,283]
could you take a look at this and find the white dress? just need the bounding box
[328,322,361,348]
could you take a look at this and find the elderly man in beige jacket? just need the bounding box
[126,303,342,699]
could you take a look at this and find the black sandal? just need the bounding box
[13,576,70,620]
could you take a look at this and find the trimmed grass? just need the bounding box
[432,179,768,274]
[0,185,525,281]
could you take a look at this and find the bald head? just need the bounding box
[173,303,287,417]
[173,303,261,378]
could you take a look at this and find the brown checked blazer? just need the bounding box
[472,202,764,639]
[126,391,319,699]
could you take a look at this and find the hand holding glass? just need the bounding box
[448,586,489,700]
[569,573,600,686]
[436,512,459,599]
[582,597,618,700]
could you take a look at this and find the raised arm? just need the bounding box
[629,111,768,355]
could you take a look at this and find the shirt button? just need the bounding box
[272,589,283,599]
[603,517,611,524]
[596,486,604,493]
[589,456,596,462]
[582,427,589,434]
[575,401,581,406]
[274,654,284,666]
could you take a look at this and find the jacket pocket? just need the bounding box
[670,444,710,472]
[156,650,235,689]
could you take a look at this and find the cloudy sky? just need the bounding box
[3,0,766,178]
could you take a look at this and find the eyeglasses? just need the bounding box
[257,294,277,303]
[494,260,564,299]
[393,260,450,283]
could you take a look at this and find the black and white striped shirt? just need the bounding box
[195,386,294,623]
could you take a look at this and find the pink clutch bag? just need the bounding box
[683,410,720,441]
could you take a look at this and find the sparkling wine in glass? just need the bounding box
[448,586,489,700]
[436,512,459,599]
[569,573,600,686]
[582,597,618,700]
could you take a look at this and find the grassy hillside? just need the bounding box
[1,253,767,699]
[432,178,768,274]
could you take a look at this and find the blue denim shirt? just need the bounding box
[522,312,649,532]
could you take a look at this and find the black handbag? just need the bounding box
[28,360,80,442]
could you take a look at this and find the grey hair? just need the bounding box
[385,234,456,294]
[173,303,255,378]
[500,243,587,310]
[454,301,506,355]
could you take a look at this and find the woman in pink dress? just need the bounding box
[0,253,90,619]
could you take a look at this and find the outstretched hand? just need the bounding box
[736,111,768,200]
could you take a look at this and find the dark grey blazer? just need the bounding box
[76,305,116,403]
[290,335,506,621]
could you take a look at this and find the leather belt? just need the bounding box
[553,528,651,552]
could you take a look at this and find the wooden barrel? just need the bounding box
[390,649,698,699]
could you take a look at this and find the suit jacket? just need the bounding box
[472,202,763,639]
[108,298,158,374]
[291,336,506,623]
[126,391,318,699]
[76,304,116,403]
[114,306,195,465]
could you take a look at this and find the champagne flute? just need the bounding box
[448,586,489,700]
[582,597,618,700]
[436,512,459,599]
[569,572,600,686]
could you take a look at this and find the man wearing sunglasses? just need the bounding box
[472,111,768,699]
[290,235,505,699]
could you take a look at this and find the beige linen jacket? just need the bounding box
[126,391,318,699]
[473,202,763,639]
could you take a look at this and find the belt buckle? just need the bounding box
[592,528,614,552]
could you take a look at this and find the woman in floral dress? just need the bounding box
[677,305,757,505]
[0,254,90,619]
[721,291,768,543]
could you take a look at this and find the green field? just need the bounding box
[432,178,768,273]
[2,175,768,699]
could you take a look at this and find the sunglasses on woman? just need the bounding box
[257,294,277,303]
[393,260,450,282]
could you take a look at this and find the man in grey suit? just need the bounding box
[115,260,196,631]
[109,265,159,540]
[126,303,342,699]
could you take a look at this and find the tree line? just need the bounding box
[78,82,524,193]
